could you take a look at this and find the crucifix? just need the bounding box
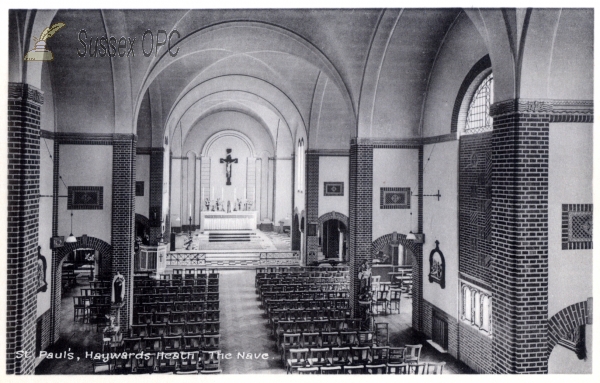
[220,149,238,185]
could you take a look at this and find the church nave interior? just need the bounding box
[6,7,594,375]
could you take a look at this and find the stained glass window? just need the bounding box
[464,73,494,135]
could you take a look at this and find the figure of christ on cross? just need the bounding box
[220,148,238,185]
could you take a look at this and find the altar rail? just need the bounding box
[166,251,300,267]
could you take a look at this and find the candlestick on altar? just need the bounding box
[188,216,192,235]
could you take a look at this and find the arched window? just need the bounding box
[463,73,494,135]
[460,280,493,337]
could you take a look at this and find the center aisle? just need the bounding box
[219,269,286,374]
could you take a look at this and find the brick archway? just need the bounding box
[548,300,590,355]
[371,232,418,257]
[50,237,112,343]
[318,211,349,228]
[371,232,421,329]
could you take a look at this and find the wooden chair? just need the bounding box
[350,346,370,366]
[370,345,390,364]
[133,352,157,374]
[122,337,142,354]
[407,362,427,374]
[202,334,220,350]
[386,347,406,373]
[405,344,423,363]
[388,362,409,374]
[375,322,389,346]
[426,361,446,374]
[389,289,402,314]
[200,350,222,374]
[178,350,200,373]
[298,367,319,374]
[307,347,330,368]
[365,364,387,374]
[330,347,352,366]
[301,332,320,349]
[320,366,341,374]
[338,331,358,347]
[280,333,301,361]
[186,321,204,336]
[358,331,374,347]
[319,332,338,348]
[204,321,220,335]
[168,323,185,336]
[342,365,364,374]
[372,290,389,315]
[148,323,167,337]
[142,336,162,353]
[156,352,178,373]
[182,334,202,352]
[286,348,309,374]
[163,335,183,353]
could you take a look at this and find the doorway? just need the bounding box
[321,219,347,259]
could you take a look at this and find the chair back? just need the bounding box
[202,350,221,371]
[407,362,427,374]
[405,344,422,363]
[375,323,389,346]
[288,348,309,363]
[358,331,374,347]
[298,367,319,374]
[366,364,387,374]
[426,362,446,374]
[388,347,406,364]
[371,346,390,363]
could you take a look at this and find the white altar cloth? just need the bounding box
[201,211,257,230]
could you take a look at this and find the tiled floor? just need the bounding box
[36,269,474,374]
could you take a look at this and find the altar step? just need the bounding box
[208,232,255,243]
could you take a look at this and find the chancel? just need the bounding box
[6,7,593,376]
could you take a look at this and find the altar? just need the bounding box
[201,211,258,231]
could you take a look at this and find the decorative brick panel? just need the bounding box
[111,137,136,329]
[348,142,373,316]
[459,132,493,284]
[306,153,320,263]
[562,204,593,250]
[149,148,164,244]
[7,82,43,374]
[490,111,550,374]
[36,310,52,354]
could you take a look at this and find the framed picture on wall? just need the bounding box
[50,236,65,249]
[380,187,411,209]
[324,182,344,196]
[68,186,104,210]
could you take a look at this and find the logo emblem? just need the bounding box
[24,22,65,61]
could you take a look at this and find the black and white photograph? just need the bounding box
[3,4,595,376]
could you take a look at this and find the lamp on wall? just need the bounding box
[65,211,77,243]
[406,211,416,240]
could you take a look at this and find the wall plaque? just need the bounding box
[324,182,344,196]
[68,186,103,210]
[428,240,446,289]
[562,204,593,250]
[380,187,411,209]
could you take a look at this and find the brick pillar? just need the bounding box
[306,152,320,263]
[7,83,43,374]
[348,140,373,317]
[50,140,60,343]
[111,135,136,330]
[411,146,424,332]
[149,148,164,245]
[490,103,549,373]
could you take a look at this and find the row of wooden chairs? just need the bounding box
[256,266,349,274]
[286,345,425,374]
[135,278,219,288]
[264,297,349,311]
[269,310,352,332]
[134,292,219,304]
[129,321,220,337]
[95,349,222,374]
[134,284,218,294]
[134,309,220,324]
[295,361,444,374]
[118,334,221,354]
[257,277,348,290]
